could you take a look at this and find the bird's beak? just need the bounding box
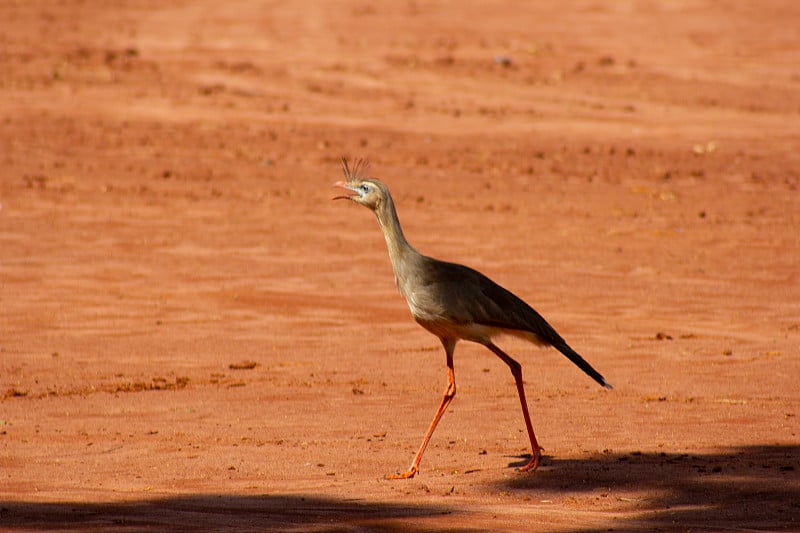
[332,180,358,201]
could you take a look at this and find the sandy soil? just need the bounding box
[2,1,799,531]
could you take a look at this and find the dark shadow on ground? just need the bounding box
[496,444,800,532]
[0,494,466,533]
[3,446,797,532]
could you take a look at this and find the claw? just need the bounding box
[517,447,543,472]
[385,466,418,480]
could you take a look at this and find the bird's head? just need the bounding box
[333,158,387,211]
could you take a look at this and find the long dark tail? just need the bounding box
[552,339,613,389]
[475,274,613,389]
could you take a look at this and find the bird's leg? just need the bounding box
[486,342,543,472]
[387,339,456,480]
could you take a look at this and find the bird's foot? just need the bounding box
[517,447,544,473]
[385,466,418,480]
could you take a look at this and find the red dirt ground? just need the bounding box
[1,1,799,531]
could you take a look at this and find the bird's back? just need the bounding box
[400,254,611,389]
[399,254,565,346]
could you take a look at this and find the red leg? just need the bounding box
[387,338,457,479]
[486,342,543,472]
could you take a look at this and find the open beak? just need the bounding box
[332,180,358,201]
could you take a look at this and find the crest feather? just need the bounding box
[341,157,370,182]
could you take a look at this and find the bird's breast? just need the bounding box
[414,317,496,343]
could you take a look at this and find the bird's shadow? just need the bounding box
[495,444,800,532]
[1,446,797,532]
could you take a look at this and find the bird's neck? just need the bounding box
[375,195,418,277]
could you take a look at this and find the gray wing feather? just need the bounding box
[416,257,611,389]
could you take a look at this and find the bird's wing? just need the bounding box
[407,259,549,340]
[472,267,613,389]
[418,258,565,343]
[415,258,612,389]
[472,267,567,345]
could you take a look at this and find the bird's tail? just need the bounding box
[553,340,613,389]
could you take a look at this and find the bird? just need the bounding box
[333,158,612,479]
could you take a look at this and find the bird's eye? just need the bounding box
[359,184,369,193]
